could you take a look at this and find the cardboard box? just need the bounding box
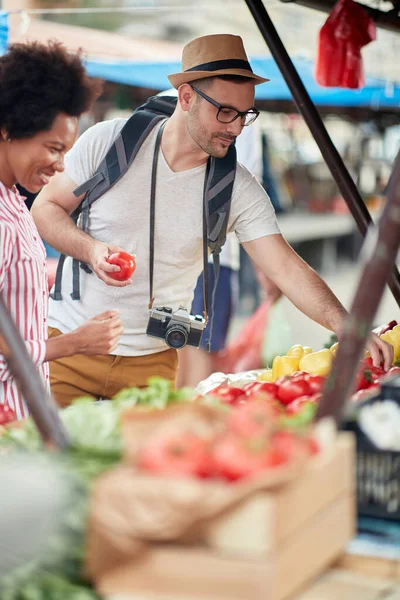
[94,434,355,600]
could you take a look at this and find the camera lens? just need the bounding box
[165,324,188,349]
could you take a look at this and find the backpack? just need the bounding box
[51,95,237,329]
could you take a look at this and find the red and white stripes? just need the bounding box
[0,182,49,419]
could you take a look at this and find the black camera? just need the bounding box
[146,306,206,349]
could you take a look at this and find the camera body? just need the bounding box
[146,305,206,349]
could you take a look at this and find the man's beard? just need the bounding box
[187,111,235,158]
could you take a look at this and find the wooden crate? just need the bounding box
[97,434,355,600]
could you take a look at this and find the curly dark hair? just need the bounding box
[0,41,102,139]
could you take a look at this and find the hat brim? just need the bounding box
[167,68,269,89]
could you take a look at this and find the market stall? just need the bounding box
[1,1,400,599]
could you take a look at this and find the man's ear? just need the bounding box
[178,83,195,112]
[1,127,10,142]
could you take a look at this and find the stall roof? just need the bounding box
[85,55,400,109]
[3,14,400,112]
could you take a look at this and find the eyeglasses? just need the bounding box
[191,85,259,127]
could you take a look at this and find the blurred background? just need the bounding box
[3,0,399,350]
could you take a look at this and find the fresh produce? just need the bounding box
[380,325,400,362]
[226,396,279,437]
[299,349,333,377]
[0,403,16,425]
[286,345,313,359]
[329,342,339,356]
[0,377,194,599]
[210,433,288,482]
[106,251,136,281]
[285,396,319,416]
[242,381,278,397]
[209,385,246,406]
[372,319,398,337]
[271,355,300,380]
[257,368,273,382]
[276,377,312,405]
[137,433,211,478]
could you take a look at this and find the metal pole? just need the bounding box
[317,149,400,424]
[0,294,69,449]
[244,0,400,306]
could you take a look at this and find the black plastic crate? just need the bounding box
[342,373,400,521]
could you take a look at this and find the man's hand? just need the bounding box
[366,332,394,371]
[72,310,124,355]
[88,241,134,287]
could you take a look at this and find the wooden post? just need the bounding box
[317,150,400,424]
[0,294,69,448]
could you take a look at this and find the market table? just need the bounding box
[106,566,400,600]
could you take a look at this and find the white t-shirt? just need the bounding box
[48,119,280,356]
[215,122,263,271]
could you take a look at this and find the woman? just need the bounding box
[0,41,124,419]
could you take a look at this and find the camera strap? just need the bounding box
[148,121,166,308]
[149,120,210,323]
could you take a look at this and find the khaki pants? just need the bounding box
[48,327,179,409]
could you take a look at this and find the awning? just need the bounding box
[2,14,400,109]
[85,55,400,109]
[0,11,8,55]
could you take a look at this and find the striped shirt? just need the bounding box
[0,182,49,419]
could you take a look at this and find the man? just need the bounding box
[177,119,281,386]
[32,33,392,407]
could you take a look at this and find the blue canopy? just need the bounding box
[85,55,400,109]
[0,12,8,56]
[0,10,398,110]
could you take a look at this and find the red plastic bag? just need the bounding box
[315,0,376,89]
[214,300,271,374]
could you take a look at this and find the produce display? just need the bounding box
[201,320,400,429]
[0,378,193,599]
[0,319,398,599]
[0,375,320,600]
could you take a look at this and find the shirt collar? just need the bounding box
[0,181,26,216]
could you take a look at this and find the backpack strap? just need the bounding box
[202,144,237,350]
[51,105,173,301]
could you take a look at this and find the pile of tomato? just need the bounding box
[136,390,319,483]
[207,372,326,417]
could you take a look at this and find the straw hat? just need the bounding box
[168,34,269,88]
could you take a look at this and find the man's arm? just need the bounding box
[242,234,393,369]
[32,172,131,287]
[243,234,346,333]
[33,172,93,263]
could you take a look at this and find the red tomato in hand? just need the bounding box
[277,378,312,405]
[0,404,16,425]
[107,252,136,281]
[211,385,247,406]
[137,433,211,478]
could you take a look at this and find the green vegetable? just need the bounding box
[279,402,317,429]
[0,377,195,599]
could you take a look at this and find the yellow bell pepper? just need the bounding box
[287,344,313,359]
[299,349,333,377]
[271,355,300,381]
[381,327,400,361]
[257,369,273,382]
[330,342,339,356]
